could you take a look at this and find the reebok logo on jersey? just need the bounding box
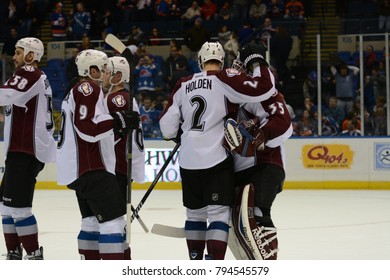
[226,68,240,77]
[112,95,126,107]
[78,82,93,96]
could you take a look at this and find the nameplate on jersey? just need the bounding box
[185,78,212,94]
[78,82,93,96]
[112,95,126,107]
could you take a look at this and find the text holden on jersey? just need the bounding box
[185,78,212,94]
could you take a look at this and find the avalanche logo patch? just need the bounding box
[112,95,126,108]
[226,68,240,77]
[78,82,93,96]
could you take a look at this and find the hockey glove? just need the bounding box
[224,118,265,157]
[111,110,140,137]
[239,42,269,72]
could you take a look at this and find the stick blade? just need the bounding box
[151,224,186,238]
[105,33,126,53]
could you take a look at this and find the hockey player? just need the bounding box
[102,56,145,259]
[159,41,277,260]
[56,49,140,260]
[0,37,56,260]
[224,54,293,260]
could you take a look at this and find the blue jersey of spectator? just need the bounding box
[71,2,91,40]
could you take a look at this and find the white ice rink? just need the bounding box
[1,189,389,260]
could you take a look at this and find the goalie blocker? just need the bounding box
[230,184,278,260]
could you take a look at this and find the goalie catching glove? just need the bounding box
[224,117,265,157]
[111,110,140,137]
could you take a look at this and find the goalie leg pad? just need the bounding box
[231,184,278,260]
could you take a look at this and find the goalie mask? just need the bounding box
[198,41,225,70]
[15,37,44,64]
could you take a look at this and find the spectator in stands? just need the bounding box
[330,63,359,115]
[237,20,254,45]
[126,25,147,46]
[357,45,378,76]
[134,54,159,97]
[135,0,153,22]
[164,45,189,88]
[184,17,210,59]
[249,0,267,25]
[339,119,361,136]
[168,0,182,19]
[258,17,276,46]
[77,35,93,51]
[149,27,162,46]
[366,107,387,136]
[367,64,386,101]
[270,25,293,86]
[224,31,239,67]
[181,1,202,27]
[218,25,232,48]
[378,0,390,32]
[373,96,387,113]
[155,0,170,19]
[267,0,285,19]
[341,111,361,132]
[139,95,162,138]
[312,114,340,136]
[297,109,315,136]
[19,0,40,36]
[201,0,217,21]
[1,27,19,79]
[233,0,249,20]
[5,0,19,27]
[70,1,91,40]
[50,2,68,41]
[303,70,318,103]
[284,0,304,21]
[324,96,345,127]
[219,2,234,21]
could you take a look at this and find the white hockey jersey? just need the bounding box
[159,66,276,170]
[105,91,145,183]
[56,81,116,185]
[0,66,56,163]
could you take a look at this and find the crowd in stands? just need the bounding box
[0,0,388,138]
[292,44,388,137]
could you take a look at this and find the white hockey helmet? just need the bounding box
[198,41,225,70]
[15,37,44,63]
[75,49,108,78]
[106,56,130,83]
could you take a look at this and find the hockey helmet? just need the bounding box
[106,56,130,83]
[75,49,108,78]
[15,37,44,63]
[198,41,225,70]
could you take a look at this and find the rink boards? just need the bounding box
[0,137,389,190]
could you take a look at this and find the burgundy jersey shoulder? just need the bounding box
[107,89,130,112]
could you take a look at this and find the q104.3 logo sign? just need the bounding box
[375,143,390,170]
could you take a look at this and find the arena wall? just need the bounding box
[0,138,389,190]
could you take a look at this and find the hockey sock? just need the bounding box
[2,216,21,251]
[14,215,38,254]
[99,233,125,260]
[77,230,100,260]
[185,220,207,260]
[206,221,229,260]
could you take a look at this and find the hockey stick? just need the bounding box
[131,143,180,222]
[104,33,145,239]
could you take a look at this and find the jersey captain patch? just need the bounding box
[112,95,126,108]
[78,82,93,96]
